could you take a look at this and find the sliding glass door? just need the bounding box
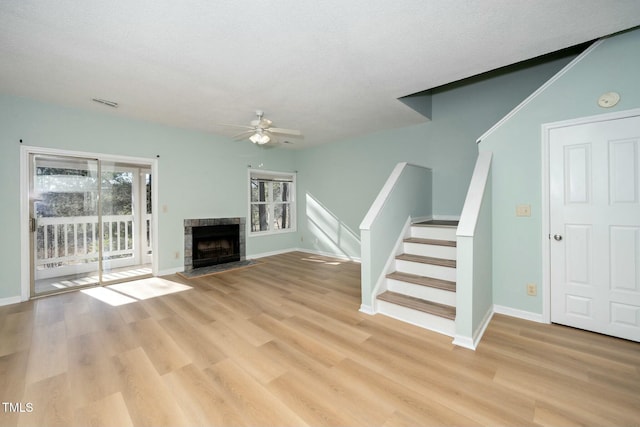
[29,154,152,296]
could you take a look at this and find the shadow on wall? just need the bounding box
[305,193,360,260]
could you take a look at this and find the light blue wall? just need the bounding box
[0,38,587,303]
[479,28,640,315]
[0,95,297,299]
[294,54,576,259]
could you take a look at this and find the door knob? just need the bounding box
[553,234,563,241]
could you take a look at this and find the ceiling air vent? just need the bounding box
[92,98,118,108]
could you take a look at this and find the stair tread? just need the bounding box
[413,220,459,228]
[404,237,456,247]
[377,291,456,320]
[386,271,456,292]
[396,253,456,268]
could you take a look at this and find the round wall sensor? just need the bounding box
[597,92,620,108]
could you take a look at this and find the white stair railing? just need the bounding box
[359,162,433,313]
[453,151,493,350]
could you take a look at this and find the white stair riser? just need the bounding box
[377,300,455,337]
[395,259,456,282]
[387,278,456,306]
[411,226,457,241]
[403,242,456,259]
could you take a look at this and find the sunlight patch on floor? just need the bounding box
[80,286,138,306]
[108,277,192,300]
[80,277,192,306]
[301,256,343,266]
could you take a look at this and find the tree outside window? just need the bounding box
[249,171,295,234]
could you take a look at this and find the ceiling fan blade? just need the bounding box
[263,130,296,146]
[215,123,255,130]
[268,127,302,136]
[232,130,253,140]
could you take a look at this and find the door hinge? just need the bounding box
[30,217,36,233]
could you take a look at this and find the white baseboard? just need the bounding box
[493,304,546,323]
[157,266,184,276]
[293,247,361,263]
[0,296,22,307]
[249,248,295,259]
[412,215,433,223]
[359,304,375,315]
[249,247,361,263]
[451,335,475,350]
[433,214,461,221]
[453,306,494,351]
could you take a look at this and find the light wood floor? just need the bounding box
[1,251,638,426]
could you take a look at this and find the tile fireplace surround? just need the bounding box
[183,217,246,274]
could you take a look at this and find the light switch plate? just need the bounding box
[516,204,531,217]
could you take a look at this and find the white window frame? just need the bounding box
[248,169,296,236]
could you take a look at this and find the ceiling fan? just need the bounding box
[220,110,302,145]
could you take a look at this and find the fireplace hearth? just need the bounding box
[184,217,246,273]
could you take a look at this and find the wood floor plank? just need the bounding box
[73,392,134,427]
[251,313,346,368]
[24,320,67,385]
[493,362,639,426]
[111,347,189,426]
[0,351,29,427]
[157,315,227,369]
[332,358,481,427]
[66,333,123,409]
[19,373,72,427]
[129,317,191,375]
[264,345,395,425]
[0,251,638,427]
[267,370,362,427]
[203,320,287,385]
[205,358,309,427]
[163,363,247,427]
[0,310,34,357]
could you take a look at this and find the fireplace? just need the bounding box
[192,224,239,268]
[184,217,246,273]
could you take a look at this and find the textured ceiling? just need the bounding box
[1,0,639,147]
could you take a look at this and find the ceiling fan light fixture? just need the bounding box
[249,132,270,144]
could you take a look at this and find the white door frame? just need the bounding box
[19,145,159,301]
[541,107,640,323]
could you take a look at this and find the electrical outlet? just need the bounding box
[527,283,537,296]
[516,204,531,217]
[174,251,180,259]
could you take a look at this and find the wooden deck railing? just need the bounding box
[35,214,152,269]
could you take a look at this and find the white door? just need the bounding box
[550,114,640,342]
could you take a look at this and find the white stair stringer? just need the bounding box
[376,221,458,338]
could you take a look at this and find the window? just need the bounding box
[249,170,296,234]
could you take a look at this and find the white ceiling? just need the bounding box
[1,1,639,147]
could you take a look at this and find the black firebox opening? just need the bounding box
[192,224,240,268]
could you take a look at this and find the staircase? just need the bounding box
[376,220,458,336]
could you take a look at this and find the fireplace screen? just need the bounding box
[192,224,240,268]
